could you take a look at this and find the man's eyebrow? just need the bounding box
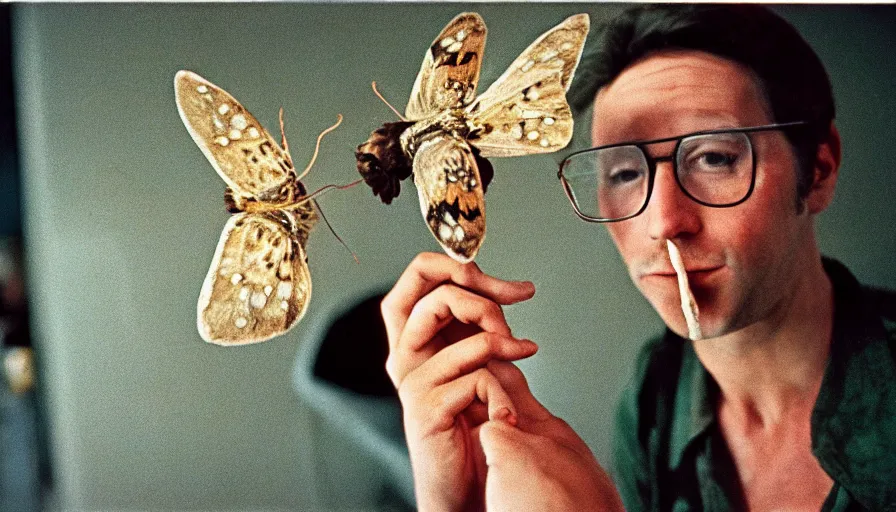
[593,112,745,146]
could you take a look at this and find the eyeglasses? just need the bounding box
[557,121,809,223]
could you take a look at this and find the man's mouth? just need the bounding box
[642,266,723,280]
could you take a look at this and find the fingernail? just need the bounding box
[519,339,539,351]
[495,407,516,425]
[518,281,536,293]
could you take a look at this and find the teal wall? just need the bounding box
[10,3,895,510]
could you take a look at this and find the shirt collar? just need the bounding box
[810,258,896,510]
[668,336,715,469]
[665,258,896,511]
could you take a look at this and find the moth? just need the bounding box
[175,70,341,345]
[356,12,590,263]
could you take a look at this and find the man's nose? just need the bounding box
[645,161,702,241]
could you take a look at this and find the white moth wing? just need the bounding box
[174,70,302,206]
[492,13,589,94]
[464,13,589,157]
[197,212,312,345]
[467,68,574,157]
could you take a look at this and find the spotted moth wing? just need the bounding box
[197,210,313,345]
[174,70,303,208]
[465,14,589,158]
[405,12,487,120]
[413,135,485,263]
[490,13,589,94]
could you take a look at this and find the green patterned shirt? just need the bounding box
[612,259,896,511]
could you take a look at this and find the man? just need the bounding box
[381,5,895,511]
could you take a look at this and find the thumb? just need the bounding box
[479,419,517,466]
[487,361,552,422]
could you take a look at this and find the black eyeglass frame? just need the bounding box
[557,121,810,223]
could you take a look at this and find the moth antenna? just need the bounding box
[271,179,362,213]
[299,178,364,204]
[297,114,343,181]
[313,199,359,264]
[371,81,406,121]
[279,107,290,155]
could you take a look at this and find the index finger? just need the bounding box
[381,252,535,341]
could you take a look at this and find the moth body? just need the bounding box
[399,109,471,159]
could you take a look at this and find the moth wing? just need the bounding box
[197,211,312,345]
[413,135,485,263]
[405,12,487,120]
[174,70,302,206]
[465,14,589,157]
[492,13,589,94]
[467,69,573,158]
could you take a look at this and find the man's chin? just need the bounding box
[650,299,725,341]
[641,279,738,339]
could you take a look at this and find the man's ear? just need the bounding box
[805,122,842,215]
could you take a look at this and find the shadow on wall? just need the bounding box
[293,290,415,510]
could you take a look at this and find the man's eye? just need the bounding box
[605,168,644,186]
[689,151,739,171]
[704,152,736,166]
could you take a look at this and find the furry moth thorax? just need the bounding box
[356,116,494,206]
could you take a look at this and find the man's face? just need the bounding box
[592,50,816,339]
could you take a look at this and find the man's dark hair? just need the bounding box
[569,5,835,199]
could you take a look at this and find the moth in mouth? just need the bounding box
[667,239,703,341]
[356,12,590,263]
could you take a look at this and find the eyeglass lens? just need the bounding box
[563,132,754,221]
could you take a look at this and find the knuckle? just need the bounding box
[489,360,524,382]
[384,356,399,384]
[410,252,430,268]
[406,296,424,318]
[379,295,394,318]
[396,375,418,403]
[468,335,490,362]
[434,282,460,303]
[472,366,494,384]
[484,299,504,319]
[475,300,506,328]
[479,332,501,355]
[408,293,437,322]
[456,262,481,285]
[412,251,440,270]
[429,385,451,411]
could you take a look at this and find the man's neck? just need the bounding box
[692,251,834,426]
